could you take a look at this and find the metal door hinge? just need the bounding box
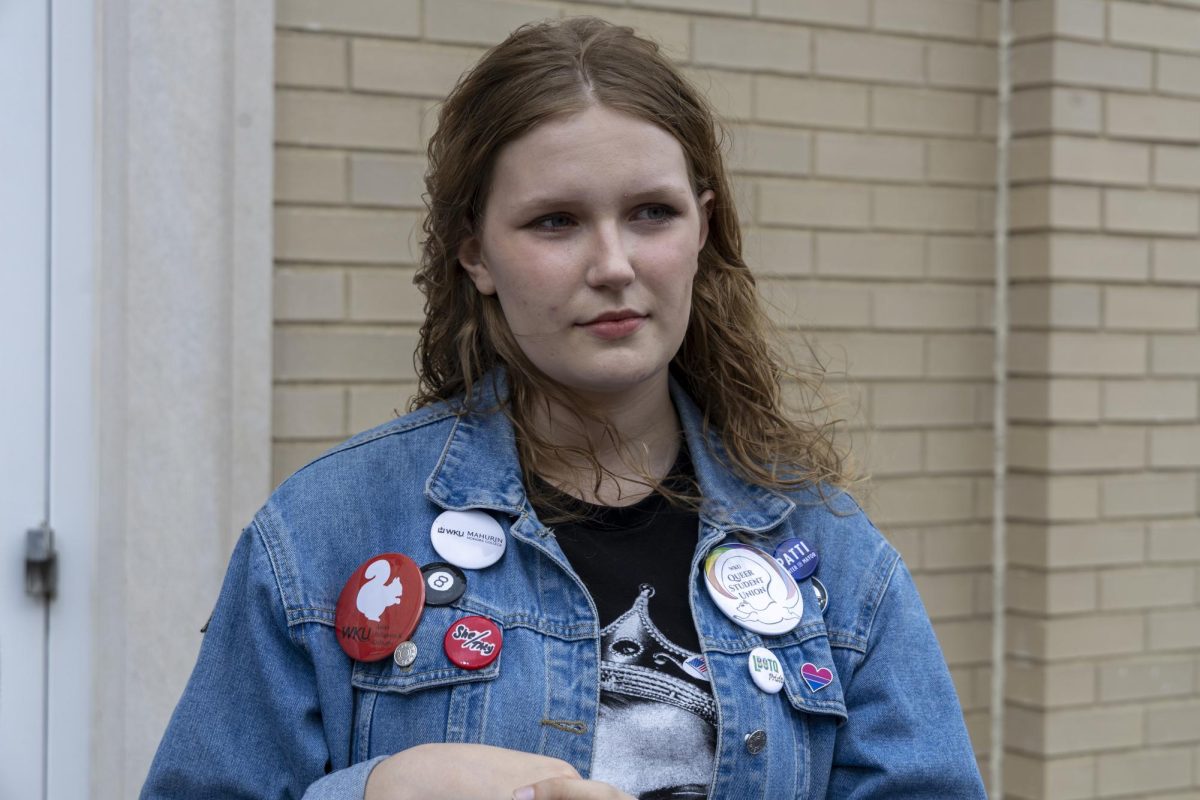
[25,523,57,599]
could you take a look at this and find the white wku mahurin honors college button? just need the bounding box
[703,543,803,636]
[430,509,507,570]
[747,646,785,694]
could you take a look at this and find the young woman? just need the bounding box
[143,17,986,800]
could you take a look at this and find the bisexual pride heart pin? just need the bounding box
[801,662,833,692]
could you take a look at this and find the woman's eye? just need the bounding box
[636,205,678,223]
[534,213,574,230]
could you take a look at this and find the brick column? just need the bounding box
[1004,2,1200,797]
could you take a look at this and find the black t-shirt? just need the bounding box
[532,457,715,799]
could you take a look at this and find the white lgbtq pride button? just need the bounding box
[430,509,507,570]
[747,646,785,694]
[703,543,803,636]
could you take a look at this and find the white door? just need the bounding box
[1,3,94,798]
[0,1,53,796]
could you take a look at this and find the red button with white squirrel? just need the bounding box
[443,615,503,670]
[335,553,425,662]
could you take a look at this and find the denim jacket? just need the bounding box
[142,373,986,799]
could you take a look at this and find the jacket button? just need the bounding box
[744,729,767,755]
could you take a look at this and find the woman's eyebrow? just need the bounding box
[512,184,691,214]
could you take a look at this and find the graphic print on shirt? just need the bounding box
[590,585,715,800]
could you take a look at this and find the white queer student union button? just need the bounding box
[430,509,507,570]
[703,543,803,636]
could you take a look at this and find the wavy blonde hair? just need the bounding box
[412,16,852,509]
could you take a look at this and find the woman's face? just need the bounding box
[458,104,714,403]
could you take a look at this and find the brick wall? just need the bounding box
[272,1,1200,796]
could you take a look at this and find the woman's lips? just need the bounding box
[578,314,646,340]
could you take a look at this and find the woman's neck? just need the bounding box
[528,379,682,507]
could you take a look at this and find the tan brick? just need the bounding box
[1149,608,1200,651]
[274,328,419,381]
[275,208,422,264]
[349,154,425,208]
[348,384,415,432]
[273,440,341,487]
[1147,701,1200,745]
[1013,0,1105,40]
[728,125,812,177]
[755,0,869,26]
[871,284,987,330]
[1009,185,1101,231]
[1155,145,1200,191]
[275,149,347,204]
[857,429,923,477]
[1150,519,1200,561]
[1101,472,1198,518]
[1009,332,1147,377]
[1008,425,1145,472]
[925,140,994,186]
[274,268,345,321]
[1101,566,1196,611]
[757,180,870,228]
[1107,94,1200,144]
[814,232,922,278]
[871,382,978,427]
[351,40,480,98]
[1100,657,1196,703]
[277,0,421,37]
[276,32,347,89]
[873,0,979,38]
[760,280,871,329]
[1010,614,1144,662]
[1013,135,1151,186]
[1003,748,1097,798]
[694,18,810,74]
[1008,567,1098,614]
[813,132,923,182]
[814,31,924,85]
[742,228,812,276]
[1096,747,1194,796]
[1007,659,1096,708]
[683,68,752,121]
[1008,378,1101,422]
[869,477,977,524]
[273,386,346,439]
[1159,53,1200,100]
[928,236,993,281]
[1009,234,1150,282]
[629,0,751,14]
[927,42,996,91]
[424,0,559,47]
[1152,334,1200,376]
[926,333,993,378]
[276,90,422,150]
[1103,380,1198,422]
[809,332,925,378]
[1105,190,1200,236]
[923,429,991,472]
[1007,473,1100,521]
[1011,87,1102,135]
[914,572,978,620]
[871,87,977,137]
[1106,286,1200,332]
[1157,415,1200,466]
[1012,40,1153,92]
[1009,521,1145,568]
[1110,1,1200,54]
[753,76,869,129]
[873,186,984,233]
[1011,284,1101,329]
[930,617,992,666]
[347,268,424,323]
[568,5,691,61]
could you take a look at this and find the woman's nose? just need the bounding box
[584,223,636,289]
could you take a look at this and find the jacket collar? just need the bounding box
[424,368,795,535]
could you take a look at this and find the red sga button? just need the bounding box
[443,615,502,670]
[335,553,425,662]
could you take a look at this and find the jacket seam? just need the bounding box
[250,515,303,648]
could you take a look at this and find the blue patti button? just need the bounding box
[774,538,819,581]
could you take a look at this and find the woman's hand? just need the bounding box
[364,743,582,800]
[513,777,637,799]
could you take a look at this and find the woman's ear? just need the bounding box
[457,235,496,295]
[697,189,715,250]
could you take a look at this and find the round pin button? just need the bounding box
[443,615,502,670]
[681,655,710,682]
[703,543,803,636]
[430,509,507,570]
[393,640,418,668]
[335,553,425,662]
[773,538,819,581]
[748,647,785,694]
[421,561,467,606]
[811,576,829,613]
